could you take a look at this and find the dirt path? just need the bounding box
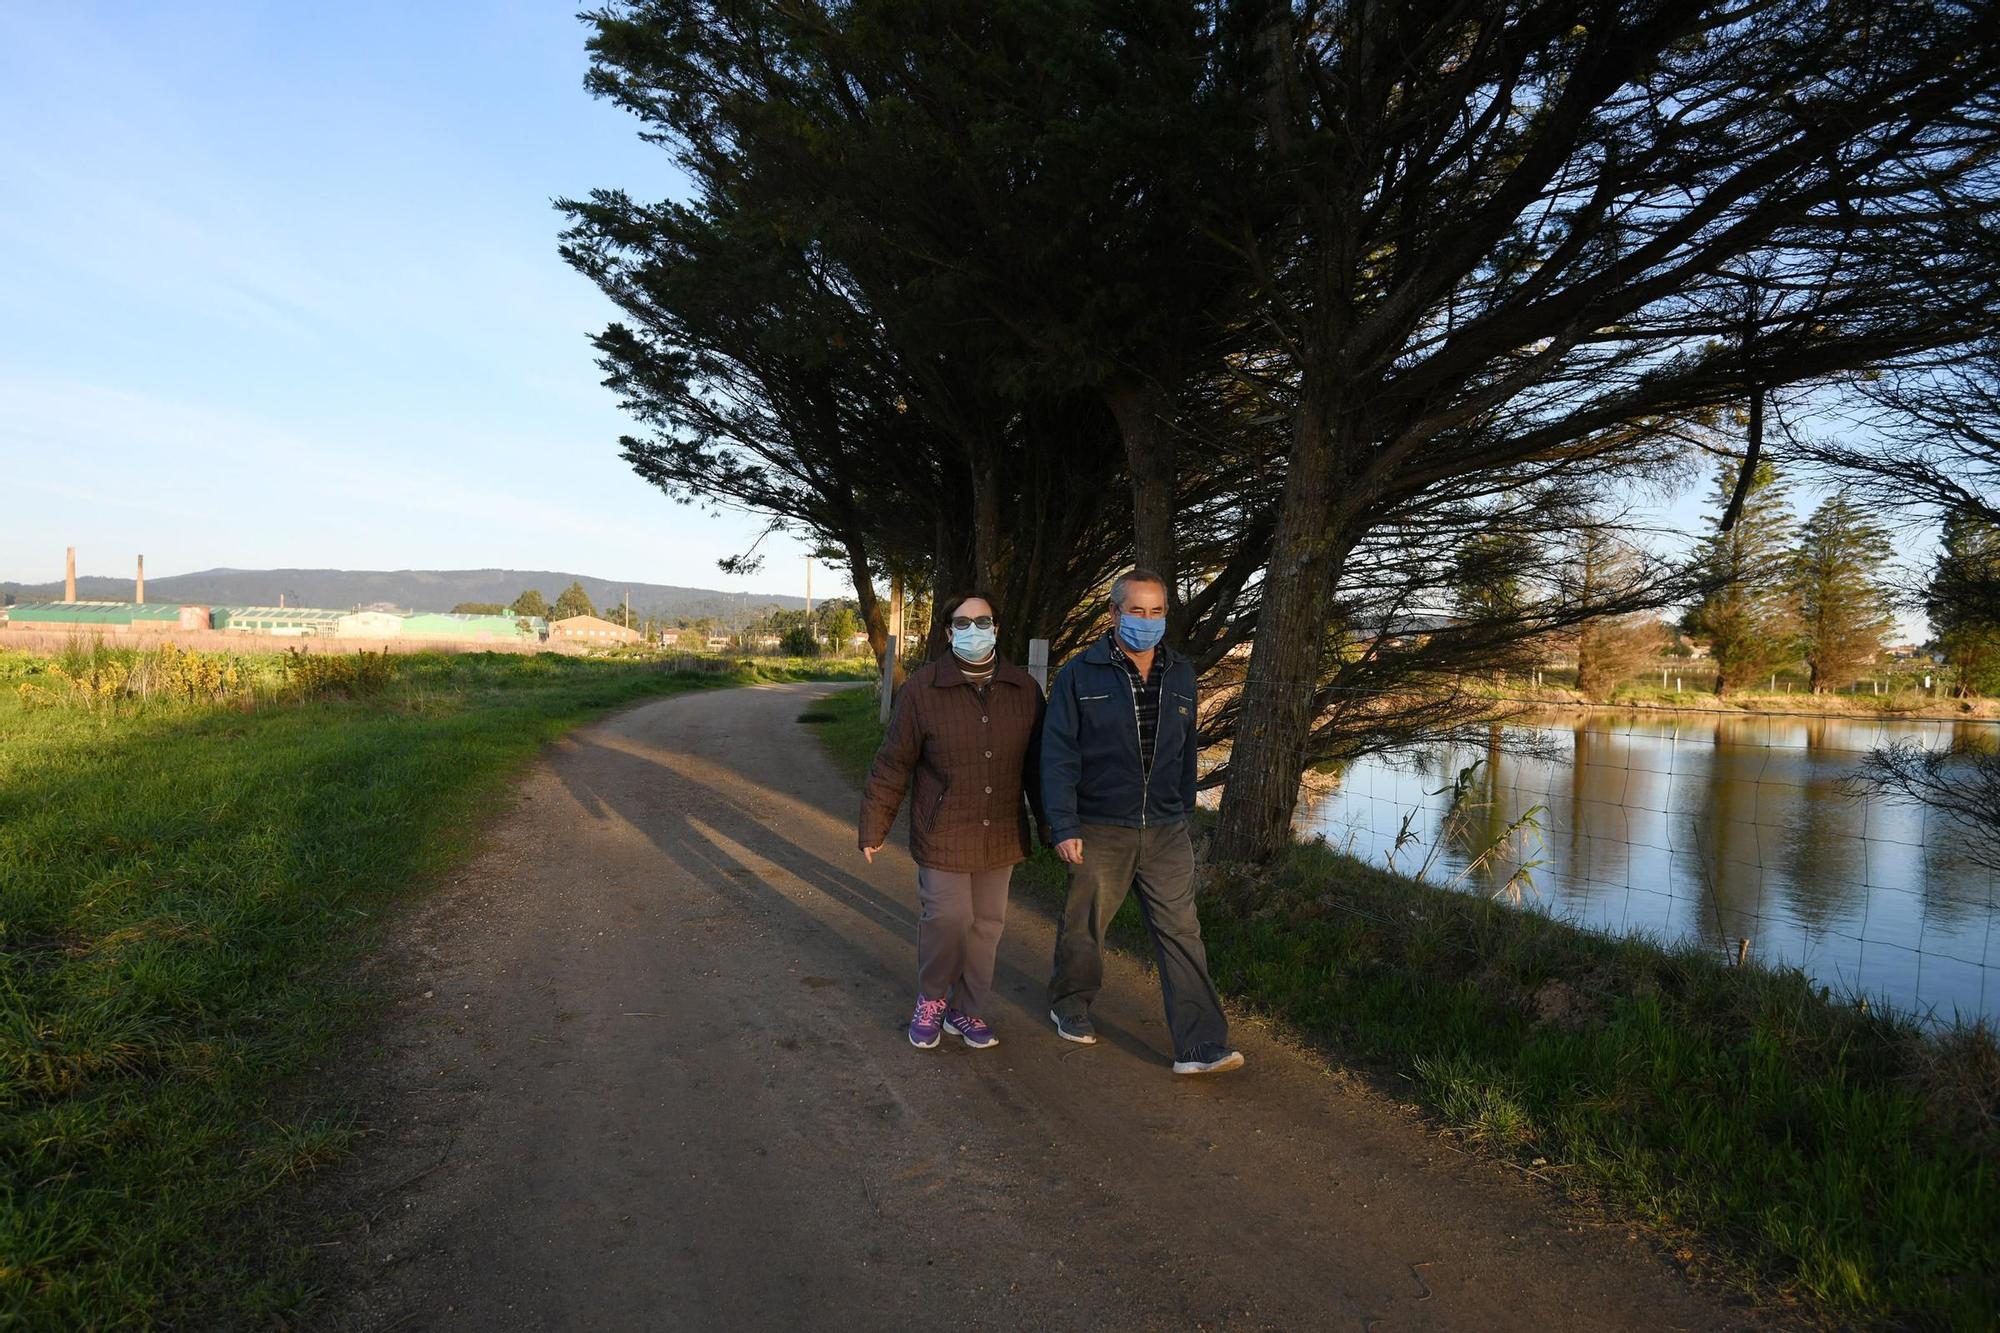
[322,682,1757,1332]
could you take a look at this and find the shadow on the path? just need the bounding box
[545,728,1164,1064]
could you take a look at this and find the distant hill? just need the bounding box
[0,567,806,622]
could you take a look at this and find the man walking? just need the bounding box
[1040,569,1243,1075]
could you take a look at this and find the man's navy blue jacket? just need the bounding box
[1040,635,1199,843]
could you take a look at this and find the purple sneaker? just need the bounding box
[908,996,948,1049]
[944,1008,998,1049]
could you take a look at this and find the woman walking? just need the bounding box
[859,592,1044,1049]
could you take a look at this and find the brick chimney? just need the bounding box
[65,546,76,602]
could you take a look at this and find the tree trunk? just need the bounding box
[1104,379,1177,592]
[841,529,888,664]
[929,513,974,656]
[970,445,1001,590]
[1211,402,1344,862]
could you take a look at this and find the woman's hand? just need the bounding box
[862,844,883,864]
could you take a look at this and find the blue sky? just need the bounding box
[0,2,821,598]
[0,5,1931,637]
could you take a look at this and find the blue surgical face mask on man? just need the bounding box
[1116,612,1166,652]
[951,624,997,661]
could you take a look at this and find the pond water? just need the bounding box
[1296,711,2000,1025]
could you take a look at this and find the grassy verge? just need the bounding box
[1488,678,1999,719]
[0,648,855,1326]
[805,684,2000,1329]
[1596,681,2000,717]
[585,646,879,683]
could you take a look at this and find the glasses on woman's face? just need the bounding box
[951,615,995,631]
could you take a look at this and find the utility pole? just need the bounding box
[805,556,813,617]
[64,546,76,602]
[136,554,145,605]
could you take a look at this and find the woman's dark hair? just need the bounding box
[928,588,999,657]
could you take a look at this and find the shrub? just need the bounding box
[17,639,249,709]
[278,647,395,699]
[133,641,247,703]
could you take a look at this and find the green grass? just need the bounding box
[1601,680,1982,715]
[805,684,2000,1329]
[0,647,860,1327]
[750,655,878,683]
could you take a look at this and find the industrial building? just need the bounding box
[548,614,642,645]
[3,601,544,645]
[3,601,209,629]
[401,612,539,642]
[4,600,188,624]
[4,549,555,649]
[210,607,539,642]
[212,606,349,636]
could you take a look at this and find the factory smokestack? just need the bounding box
[136,555,145,605]
[65,547,76,602]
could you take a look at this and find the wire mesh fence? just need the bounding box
[1255,702,2000,1028]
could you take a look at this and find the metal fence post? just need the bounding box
[1027,637,1049,692]
[880,633,899,723]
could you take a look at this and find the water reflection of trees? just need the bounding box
[1780,719,1870,935]
[1913,722,2000,929]
[1313,711,2000,1020]
[1682,717,1776,956]
[1561,723,1631,914]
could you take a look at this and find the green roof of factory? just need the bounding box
[402,611,526,625]
[211,606,348,627]
[4,601,187,624]
[400,612,535,637]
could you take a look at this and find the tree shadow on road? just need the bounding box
[544,729,1164,1064]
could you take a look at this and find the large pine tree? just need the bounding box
[1930,508,2000,696]
[1687,460,1796,695]
[551,581,597,622]
[1790,494,1897,692]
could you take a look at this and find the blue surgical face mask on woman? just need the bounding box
[951,624,997,661]
[1116,612,1166,652]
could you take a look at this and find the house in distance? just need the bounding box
[548,614,642,646]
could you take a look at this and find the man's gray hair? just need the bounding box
[1109,567,1168,609]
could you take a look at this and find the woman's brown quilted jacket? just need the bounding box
[858,656,1046,872]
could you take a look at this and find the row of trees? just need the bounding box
[492,583,667,631]
[477,584,871,650]
[737,599,868,655]
[1683,458,2000,698]
[1685,464,1897,695]
[472,584,603,623]
[566,0,2000,860]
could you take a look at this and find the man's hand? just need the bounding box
[862,844,882,864]
[1056,838,1084,864]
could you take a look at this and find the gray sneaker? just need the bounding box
[1049,1009,1097,1045]
[1172,1045,1245,1076]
